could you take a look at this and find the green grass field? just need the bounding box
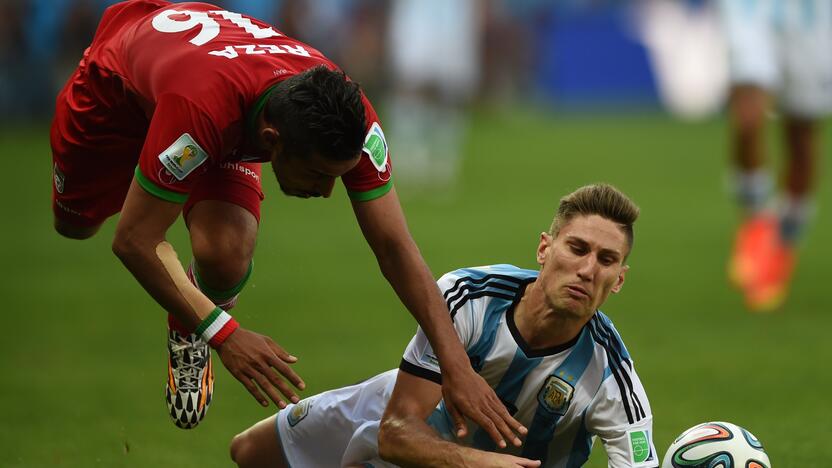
[1,109,830,467]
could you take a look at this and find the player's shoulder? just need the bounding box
[437,264,538,303]
[438,264,538,288]
[587,310,633,363]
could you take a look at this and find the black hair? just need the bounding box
[264,65,366,161]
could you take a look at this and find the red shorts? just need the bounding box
[50,63,264,227]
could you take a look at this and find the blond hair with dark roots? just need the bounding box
[549,184,640,259]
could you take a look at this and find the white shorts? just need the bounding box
[388,0,481,99]
[276,369,399,468]
[718,0,832,117]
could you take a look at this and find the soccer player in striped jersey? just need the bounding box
[231,184,658,467]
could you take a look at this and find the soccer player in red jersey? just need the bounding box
[50,0,526,443]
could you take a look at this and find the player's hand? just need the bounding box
[467,450,541,468]
[442,365,527,448]
[216,327,306,408]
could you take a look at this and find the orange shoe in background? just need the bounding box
[728,215,779,289]
[744,241,795,312]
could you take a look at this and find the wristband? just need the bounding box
[195,307,239,348]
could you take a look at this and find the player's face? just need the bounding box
[271,151,361,198]
[536,215,628,319]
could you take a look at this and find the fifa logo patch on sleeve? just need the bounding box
[158,133,209,181]
[362,122,388,173]
[628,429,656,466]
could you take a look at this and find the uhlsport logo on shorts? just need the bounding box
[628,429,654,465]
[537,375,574,416]
[53,163,65,193]
[158,133,208,181]
[362,122,388,173]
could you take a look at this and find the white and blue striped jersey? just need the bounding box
[401,264,658,468]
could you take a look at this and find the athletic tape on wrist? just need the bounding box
[195,307,239,348]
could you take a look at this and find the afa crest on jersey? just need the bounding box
[287,399,311,427]
[538,375,574,416]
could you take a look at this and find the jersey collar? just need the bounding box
[507,284,584,359]
[245,83,281,142]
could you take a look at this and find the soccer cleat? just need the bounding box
[728,215,778,289]
[743,241,795,312]
[166,329,214,429]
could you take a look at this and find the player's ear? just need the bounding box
[536,232,551,265]
[611,265,628,294]
[261,125,282,150]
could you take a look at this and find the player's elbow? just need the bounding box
[374,238,420,281]
[377,413,407,462]
[111,225,145,262]
[111,232,134,261]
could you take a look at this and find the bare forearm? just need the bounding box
[113,179,218,331]
[376,242,468,372]
[112,234,211,331]
[379,415,475,468]
[353,191,470,373]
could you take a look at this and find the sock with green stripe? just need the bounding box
[167,259,253,335]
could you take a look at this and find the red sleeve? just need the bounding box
[341,93,394,201]
[135,93,223,203]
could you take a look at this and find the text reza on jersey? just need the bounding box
[209,44,311,59]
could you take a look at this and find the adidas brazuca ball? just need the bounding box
[662,421,771,468]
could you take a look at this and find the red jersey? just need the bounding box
[81,0,392,202]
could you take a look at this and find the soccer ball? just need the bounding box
[662,421,771,468]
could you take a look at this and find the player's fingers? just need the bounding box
[444,399,468,438]
[266,339,299,364]
[257,359,300,403]
[471,407,506,448]
[460,405,518,448]
[486,395,526,442]
[231,369,269,407]
[266,354,305,394]
[250,370,288,409]
[256,359,300,404]
[487,406,522,447]
[515,458,541,467]
[484,387,527,435]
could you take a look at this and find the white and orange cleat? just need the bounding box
[728,214,779,290]
[743,240,795,312]
[166,329,214,429]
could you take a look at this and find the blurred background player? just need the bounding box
[718,0,832,311]
[230,184,658,468]
[385,0,482,192]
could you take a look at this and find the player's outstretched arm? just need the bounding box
[352,188,526,447]
[113,179,304,407]
[378,371,541,468]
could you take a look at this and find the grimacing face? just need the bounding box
[536,214,629,319]
[271,150,361,199]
